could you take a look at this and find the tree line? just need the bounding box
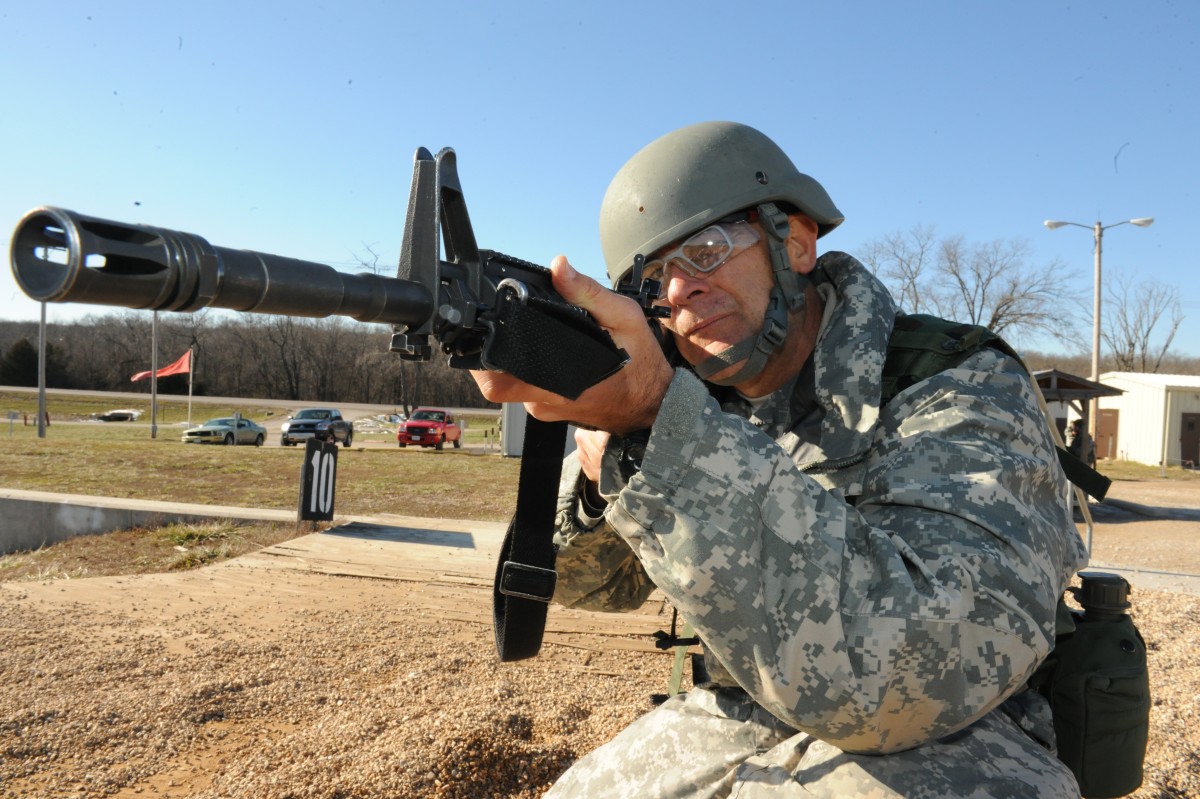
[0,312,489,414]
[4,307,1195,412]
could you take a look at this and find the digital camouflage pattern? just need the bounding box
[547,252,1089,798]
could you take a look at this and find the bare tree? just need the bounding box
[227,315,310,400]
[349,244,421,411]
[1103,273,1183,373]
[933,236,1075,338]
[858,224,937,315]
[354,242,389,276]
[859,226,1080,340]
[307,317,354,402]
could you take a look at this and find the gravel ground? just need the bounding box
[1,586,666,799]
[2,479,1199,799]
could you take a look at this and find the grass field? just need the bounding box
[0,390,520,581]
[1,424,519,518]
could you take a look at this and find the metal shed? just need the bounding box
[1097,372,1200,468]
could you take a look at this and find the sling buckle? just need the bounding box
[498,561,557,603]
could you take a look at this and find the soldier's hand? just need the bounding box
[574,428,610,484]
[470,256,673,435]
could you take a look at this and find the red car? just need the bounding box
[397,408,463,450]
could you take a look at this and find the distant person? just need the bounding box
[1068,418,1097,468]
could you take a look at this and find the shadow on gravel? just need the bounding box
[1081,499,1200,525]
[321,520,478,549]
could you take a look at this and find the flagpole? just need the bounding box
[187,344,195,427]
[150,311,159,439]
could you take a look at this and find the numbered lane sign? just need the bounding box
[298,439,338,521]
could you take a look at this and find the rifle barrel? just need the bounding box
[10,207,433,326]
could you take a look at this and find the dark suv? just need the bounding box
[281,408,354,448]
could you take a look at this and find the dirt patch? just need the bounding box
[0,544,672,799]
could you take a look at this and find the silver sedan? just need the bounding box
[181,417,267,446]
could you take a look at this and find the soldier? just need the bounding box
[1068,418,1097,469]
[472,121,1089,797]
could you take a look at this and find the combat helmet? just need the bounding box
[599,121,843,385]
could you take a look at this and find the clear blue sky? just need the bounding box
[2,1,1196,357]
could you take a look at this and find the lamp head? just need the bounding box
[1044,220,1068,230]
[1130,217,1154,228]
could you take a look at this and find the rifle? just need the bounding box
[10,145,667,662]
[9,146,665,401]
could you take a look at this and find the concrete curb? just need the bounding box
[0,487,296,554]
[1096,497,1200,521]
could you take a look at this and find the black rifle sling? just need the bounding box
[493,415,567,661]
[1055,445,1112,502]
[488,289,633,660]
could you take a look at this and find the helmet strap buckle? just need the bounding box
[757,203,809,313]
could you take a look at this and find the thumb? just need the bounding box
[549,256,628,319]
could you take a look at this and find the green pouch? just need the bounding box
[1042,574,1151,799]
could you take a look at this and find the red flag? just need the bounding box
[130,349,192,382]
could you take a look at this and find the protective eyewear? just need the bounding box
[642,219,761,284]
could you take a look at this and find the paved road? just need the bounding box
[1,384,497,419]
[2,385,501,448]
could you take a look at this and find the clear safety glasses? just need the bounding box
[642,219,761,284]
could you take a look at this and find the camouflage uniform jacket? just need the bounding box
[553,251,1089,754]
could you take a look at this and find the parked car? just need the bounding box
[181,417,266,446]
[397,408,462,450]
[95,408,142,422]
[280,408,354,448]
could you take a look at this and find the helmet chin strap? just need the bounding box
[692,203,810,387]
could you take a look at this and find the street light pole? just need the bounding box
[151,310,159,440]
[1044,216,1154,459]
[1090,221,1103,410]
